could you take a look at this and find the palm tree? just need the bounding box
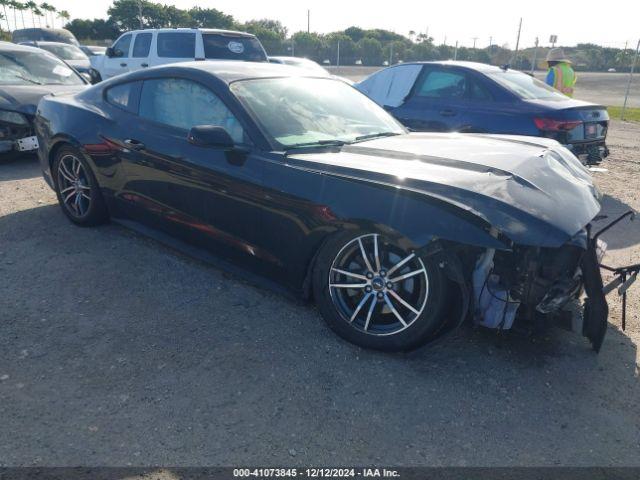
[57,8,69,28]
[0,0,11,32]
[39,2,54,27]
[12,1,26,28]
[9,0,18,29]
[24,0,36,27]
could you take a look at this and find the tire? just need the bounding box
[313,231,449,351]
[52,145,109,226]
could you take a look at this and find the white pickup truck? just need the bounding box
[91,28,268,81]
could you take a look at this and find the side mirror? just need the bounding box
[187,125,234,149]
[105,47,115,58]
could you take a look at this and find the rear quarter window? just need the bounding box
[157,32,196,58]
[202,34,267,62]
[105,81,141,113]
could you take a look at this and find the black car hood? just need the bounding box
[287,133,600,248]
[0,84,86,116]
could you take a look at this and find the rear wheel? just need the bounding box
[313,231,449,351]
[53,146,108,226]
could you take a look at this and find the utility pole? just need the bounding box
[472,37,478,49]
[336,40,340,67]
[511,18,522,66]
[621,38,640,120]
[454,40,458,60]
[389,42,393,65]
[531,37,539,74]
[489,36,493,48]
[138,0,143,29]
[307,9,310,33]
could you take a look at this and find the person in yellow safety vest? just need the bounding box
[545,48,576,97]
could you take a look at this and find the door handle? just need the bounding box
[440,109,456,117]
[123,138,145,151]
[120,62,127,67]
[141,63,149,68]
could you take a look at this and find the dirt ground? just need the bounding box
[0,121,639,467]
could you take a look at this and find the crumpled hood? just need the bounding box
[287,132,601,247]
[0,84,86,116]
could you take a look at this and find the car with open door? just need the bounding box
[356,61,610,165]
[35,61,635,352]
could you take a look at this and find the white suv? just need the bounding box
[91,28,268,81]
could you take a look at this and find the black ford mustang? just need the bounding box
[35,62,624,352]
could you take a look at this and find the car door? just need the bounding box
[155,31,196,67]
[127,31,153,71]
[103,33,132,79]
[105,76,269,270]
[393,66,471,132]
[356,64,423,110]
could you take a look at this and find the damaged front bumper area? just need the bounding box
[0,110,38,155]
[470,211,638,352]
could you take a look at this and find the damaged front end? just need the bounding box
[470,212,637,352]
[0,110,38,156]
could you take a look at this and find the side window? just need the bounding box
[105,82,140,113]
[132,32,152,58]
[157,32,196,58]
[139,78,244,143]
[468,79,493,101]
[112,34,132,58]
[415,69,466,99]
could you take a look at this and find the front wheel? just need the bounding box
[53,146,109,226]
[313,231,449,351]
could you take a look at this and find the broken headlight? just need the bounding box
[0,110,29,126]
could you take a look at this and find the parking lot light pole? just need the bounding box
[621,39,640,121]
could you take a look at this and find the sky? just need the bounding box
[40,0,639,48]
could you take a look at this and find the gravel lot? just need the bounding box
[0,121,639,467]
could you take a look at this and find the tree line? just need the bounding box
[1,0,635,71]
[0,0,69,32]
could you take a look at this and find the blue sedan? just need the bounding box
[356,61,609,164]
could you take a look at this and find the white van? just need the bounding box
[91,28,268,81]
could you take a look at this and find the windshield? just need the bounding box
[0,50,84,86]
[203,34,267,62]
[231,77,405,148]
[39,43,88,61]
[487,71,567,100]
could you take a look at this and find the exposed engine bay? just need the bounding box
[468,212,638,352]
[0,112,38,155]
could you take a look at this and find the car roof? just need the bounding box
[144,61,329,84]
[392,60,505,73]
[0,41,46,53]
[270,56,314,62]
[26,41,79,47]
[121,28,257,38]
